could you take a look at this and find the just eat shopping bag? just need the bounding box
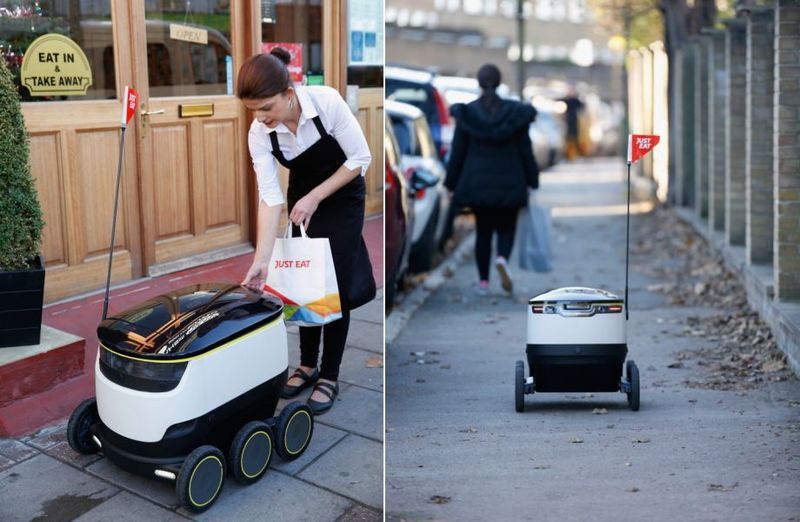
[264,224,343,326]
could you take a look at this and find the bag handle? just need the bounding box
[284,222,309,239]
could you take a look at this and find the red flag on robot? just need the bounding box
[626,134,660,165]
[121,86,138,128]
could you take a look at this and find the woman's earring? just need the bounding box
[289,97,294,110]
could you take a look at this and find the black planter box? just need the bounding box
[0,255,45,348]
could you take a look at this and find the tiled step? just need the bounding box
[0,326,88,436]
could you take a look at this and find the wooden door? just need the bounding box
[357,87,384,217]
[128,2,251,272]
[21,1,143,303]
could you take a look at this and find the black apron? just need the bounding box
[269,115,376,311]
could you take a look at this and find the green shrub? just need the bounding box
[0,58,44,271]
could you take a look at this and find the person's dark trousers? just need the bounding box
[298,309,351,381]
[472,206,519,281]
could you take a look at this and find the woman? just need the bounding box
[445,63,538,296]
[237,48,376,414]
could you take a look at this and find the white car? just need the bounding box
[386,100,448,272]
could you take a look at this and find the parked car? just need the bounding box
[386,100,448,273]
[385,66,452,161]
[384,117,414,309]
[529,93,566,168]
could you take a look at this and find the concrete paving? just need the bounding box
[385,158,800,521]
[0,294,384,521]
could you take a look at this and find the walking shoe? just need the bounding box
[495,257,513,294]
[475,280,490,296]
[307,381,339,415]
[281,367,319,398]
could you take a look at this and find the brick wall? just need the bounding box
[774,0,800,300]
[746,7,776,264]
[695,37,711,219]
[706,29,728,232]
[725,19,748,247]
[682,44,697,208]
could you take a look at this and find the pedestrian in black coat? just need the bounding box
[445,63,539,295]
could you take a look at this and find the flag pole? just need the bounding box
[103,86,137,320]
[102,126,127,320]
[625,159,631,321]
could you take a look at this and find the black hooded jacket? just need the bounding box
[445,98,538,208]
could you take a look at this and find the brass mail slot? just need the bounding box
[179,103,214,118]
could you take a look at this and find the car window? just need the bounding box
[391,118,414,156]
[386,80,439,129]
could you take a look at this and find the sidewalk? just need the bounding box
[0,216,383,521]
[385,159,800,520]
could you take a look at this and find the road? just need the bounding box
[386,158,800,521]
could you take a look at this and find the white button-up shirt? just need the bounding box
[248,85,372,207]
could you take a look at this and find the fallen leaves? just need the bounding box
[592,408,608,415]
[632,437,651,444]
[634,208,794,391]
[708,482,738,492]
[365,357,383,368]
[569,437,584,444]
[429,495,451,504]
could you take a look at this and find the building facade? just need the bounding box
[386,0,623,98]
[1,0,383,303]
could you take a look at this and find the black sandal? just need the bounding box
[307,381,339,415]
[280,367,319,398]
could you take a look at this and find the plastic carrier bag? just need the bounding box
[518,192,552,272]
[264,224,343,326]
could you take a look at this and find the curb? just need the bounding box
[385,232,475,345]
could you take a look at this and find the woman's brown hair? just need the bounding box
[236,47,293,99]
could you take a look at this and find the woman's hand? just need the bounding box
[289,193,320,228]
[241,260,269,292]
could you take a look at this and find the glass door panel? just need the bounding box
[0,0,116,101]
[144,0,232,97]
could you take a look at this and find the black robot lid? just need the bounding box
[97,283,283,359]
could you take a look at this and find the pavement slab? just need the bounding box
[45,440,103,469]
[0,454,15,473]
[272,422,349,476]
[351,293,385,325]
[85,457,177,509]
[338,346,385,392]
[336,504,383,522]
[0,438,38,462]
[74,492,188,521]
[186,471,354,521]
[319,384,384,442]
[299,434,383,509]
[345,320,384,354]
[386,159,800,521]
[0,454,119,521]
